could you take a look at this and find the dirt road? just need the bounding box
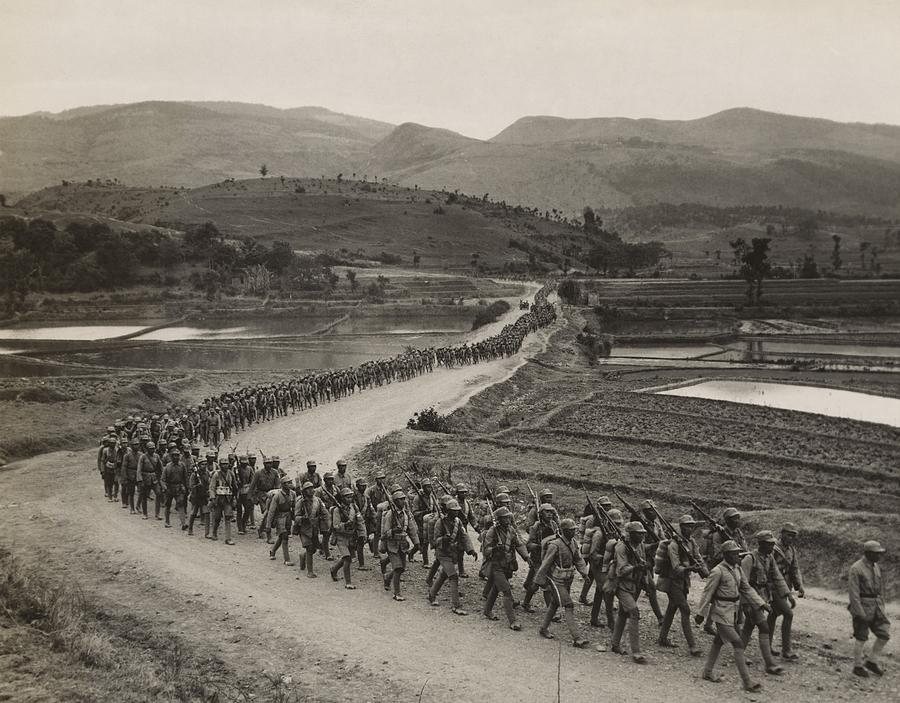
[1,302,897,702]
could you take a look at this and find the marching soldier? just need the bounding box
[848,540,890,678]
[657,514,707,655]
[382,490,420,601]
[121,438,140,513]
[329,487,365,589]
[590,508,624,629]
[187,451,213,537]
[534,518,590,648]
[411,478,437,568]
[482,505,530,630]
[524,488,558,528]
[161,445,189,530]
[136,440,163,520]
[250,456,281,543]
[710,507,747,565]
[265,477,296,565]
[209,457,237,545]
[578,494,613,605]
[302,460,322,489]
[316,472,338,561]
[428,498,475,614]
[235,454,254,535]
[353,478,373,569]
[770,522,804,660]
[740,530,789,675]
[334,459,354,491]
[453,484,479,578]
[609,522,649,663]
[295,481,328,578]
[521,503,560,613]
[697,540,764,692]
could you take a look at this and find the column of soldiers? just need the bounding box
[95,427,891,693]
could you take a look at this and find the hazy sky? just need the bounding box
[2,0,898,139]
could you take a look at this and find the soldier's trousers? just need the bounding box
[541,577,581,641]
[704,622,753,688]
[611,589,642,653]
[236,495,253,532]
[658,586,697,649]
[102,468,116,499]
[766,595,795,654]
[138,483,160,517]
[121,479,136,510]
[483,566,518,625]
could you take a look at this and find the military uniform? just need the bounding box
[428,506,474,613]
[136,446,163,519]
[740,532,790,674]
[208,462,237,544]
[608,525,649,661]
[381,496,419,600]
[161,454,189,529]
[265,484,296,564]
[481,511,530,628]
[534,524,589,646]
[295,487,328,577]
[329,490,365,588]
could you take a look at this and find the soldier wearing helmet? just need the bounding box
[525,488,558,528]
[249,456,281,543]
[333,459,353,491]
[739,531,790,675]
[234,454,254,535]
[427,498,474,613]
[187,452,213,537]
[264,477,296,566]
[590,507,625,629]
[136,440,164,520]
[382,490,420,602]
[119,438,140,514]
[452,484,478,578]
[521,502,561,613]
[657,514,708,655]
[578,495,614,607]
[329,486,365,589]
[534,517,590,648]
[209,457,237,545]
[769,523,804,661]
[315,471,338,561]
[352,478,374,570]
[848,540,889,678]
[160,446,189,530]
[697,540,766,693]
[411,478,437,568]
[482,505,531,630]
[295,480,328,578]
[609,521,649,663]
[710,507,747,566]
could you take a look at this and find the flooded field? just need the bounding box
[657,380,900,427]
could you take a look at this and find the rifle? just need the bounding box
[614,490,659,540]
[689,500,735,541]
[403,470,425,503]
[525,481,541,517]
[258,448,268,464]
[586,486,644,588]
[480,472,497,529]
[648,504,707,573]
[322,485,347,521]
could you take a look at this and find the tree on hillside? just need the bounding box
[346,269,358,291]
[730,237,771,305]
[831,234,842,272]
[412,251,421,268]
[259,164,268,177]
[266,240,296,274]
[859,241,870,271]
[799,254,820,279]
[582,206,601,235]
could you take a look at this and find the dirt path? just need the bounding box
[1,302,897,701]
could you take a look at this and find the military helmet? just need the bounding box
[206,451,216,459]
[301,481,314,490]
[721,540,741,553]
[420,478,433,487]
[678,514,698,526]
[356,477,368,487]
[781,522,799,535]
[282,476,294,486]
[340,487,354,497]
[625,521,646,534]
[145,441,156,449]
[560,518,577,530]
[597,495,613,508]
[495,492,510,503]
[389,483,403,494]
[455,484,469,494]
[640,499,655,510]
[336,460,347,468]
[238,454,248,462]
[539,502,554,513]
[218,457,229,465]
[446,499,461,511]
[493,506,512,519]
[130,438,140,445]
[375,471,387,480]
[863,540,886,553]
[539,489,553,499]
[755,530,776,543]
[323,472,334,480]
[497,485,510,494]
[272,455,280,462]
[392,490,407,500]
[723,507,741,519]
[306,460,316,469]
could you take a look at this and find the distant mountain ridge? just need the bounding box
[3,102,900,217]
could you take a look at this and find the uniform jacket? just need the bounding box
[698,561,765,626]
[774,540,804,592]
[136,452,163,485]
[741,550,790,604]
[711,527,747,564]
[536,535,587,585]
[381,505,419,553]
[848,557,887,621]
[161,460,188,491]
[294,495,327,537]
[611,539,647,594]
[121,449,139,481]
[482,524,528,571]
[209,468,237,502]
[330,502,365,545]
[264,488,296,530]
[526,520,559,559]
[659,536,708,593]
[430,514,471,557]
[249,467,281,498]
[333,470,354,491]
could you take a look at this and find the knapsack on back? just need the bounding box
[699,528,721,567]
[653,538,672,577]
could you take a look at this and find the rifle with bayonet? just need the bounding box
[647,503,707,574]
[690,500,748,558]
[614,489,660,540]
[480,472,498,529]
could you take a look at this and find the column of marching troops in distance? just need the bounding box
[92,282,890,693]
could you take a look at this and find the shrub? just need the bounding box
[471,299,511,330]
[407,407,451,433]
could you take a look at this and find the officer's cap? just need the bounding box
[560,518,577,530]
[301,481,314,490]
[864,540,886,553]
[625,521,646,534]
[755,530,776,543]
[340,487,353,497]
[722,507,741,519]
[336,460,347,468]
[781,522,799,535]
[306,460,316,468]
[493,506,512,519]
[678,514,698,526]
[721,540,741,553]
[539,488,553,499]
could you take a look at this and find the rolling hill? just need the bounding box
[4,102,900,219]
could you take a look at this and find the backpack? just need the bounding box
[653,538,672,577]
[699,528,720,567]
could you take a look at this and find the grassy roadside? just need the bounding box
[0,546,301,703]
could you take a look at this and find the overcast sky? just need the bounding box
[1,0,898,139]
